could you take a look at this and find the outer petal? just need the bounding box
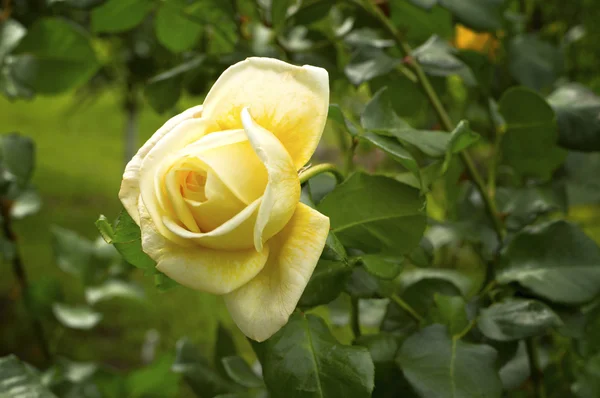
[242,108,300,252]
[119,105,203,224]
[140,204,269,295]
[202,57,329,169]
[224,203,330,342]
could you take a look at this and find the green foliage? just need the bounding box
[91,0,153,33]
[0,355,56,397]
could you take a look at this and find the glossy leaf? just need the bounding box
[12,18,99,94]
[478,299,563,341]
[0,355,57,397]
[52,303,102,330]
[111,210,156,270]
[396,325,502,398]
[360,254,403,280]
[155,1,203,53]
[11,187,42,219]
[221,356,263,388]
[431,294,468,336]
[548,83,600,151]
[345,46,400,86]
[253,312,375,398]
[318,172,426,255]
[411,35,474,83]
[438,0,503,32]
[497,220,600,304]
[91,0,153,33]
[508,35,563,92]
[499,87,566,180]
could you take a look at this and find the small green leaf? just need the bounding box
[221,356,263,388]
[0,355,57,397]
[328,104,360,137]
[155,1,203,53]
[499,87,566,180]
[345,46,400,86]
[431,294,468,336]
[0,19,26,62]
[478,299,563,341]
[318,172,426,255]
[548,83,600,152]
[361,254,403,280]
[396,325,502,398]
[1,133,35,186]
[253,312,374,398]
[290,0,335,26]
[411,35,474,83]
[12,18,99,94]
[360,133,420,177]
[508,35,563,92]
[361,87,410,132]
[271,0,294,32]
[497,220,600,304]
[438,0,503,32]
[215,324,236,377]
[91,0,153,33]
[85,279,144,305]
[390,2,453,43]
[52,303,102,330]
[112,210,156,270]
[173,338,239,396]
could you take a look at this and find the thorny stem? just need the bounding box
[1,200,51,363]
[359,0,505,243]
[299,163,345,184]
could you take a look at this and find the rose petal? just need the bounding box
[224,203,330,342]
[140,204,269,295]
[119,105,203,224]
[202,57,329,169]
[241,108,300,252]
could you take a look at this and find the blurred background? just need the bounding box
[2,0,600,396]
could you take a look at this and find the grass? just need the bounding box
[0,91,253,374]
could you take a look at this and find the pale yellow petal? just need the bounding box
[119,105,203,224]
[225,203,330,342]
[140,204,269,295]
[242,108,300,252]
[202,57,329,169]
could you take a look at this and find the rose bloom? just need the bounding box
[119,58,330,341]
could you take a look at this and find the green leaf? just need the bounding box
[144,56,204,114]
[396,324,502,398]
[345,266,390,299]
[48,0,106,9]
[12,18,99,94]
[112,210,156,270]
[360,254,403,280]
[345,46,400,86]
[390,2,453,43]
[1,133,35,186]
[271,0,293,32]
[51,226,94,278]
[0,19,26,62]
[497,184,564,231]
[85,279,144,305]
[52,303,102,330]
[173,338,239,396]
[478,299,563,341]
[499,87,566,180]
[431,294,469,336]
[564,152,600,205]
[253,312,374,398]
[154,272,179,291]
[11,186,41,219]
[155,1,203,53]
[127,355,180,398]
[215,324,237,377]
[317,172,426,255]
[0,355,57,397]
[328,104,360,137]
[91,0,153,33]
[360,133,420,177]
[221,356,263,388]
[411,35,474,83]
[407,0,437,9]
[95,214,114,244]
[548,83,600,152]
[497,220,600,304]
[361,86,410,132]
[290,0,335,26]
[508,35,563,92]
[299,232,351,308]
[438,0,503,32]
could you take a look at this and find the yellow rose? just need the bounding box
[119,58,331,341]
[454,24,498,59]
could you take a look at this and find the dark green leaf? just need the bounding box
[499,87,566,180]
[254,312,374,398]
[52,303,102,330]
[0,19,26,62]
[12,18,99,94]
[548,83,600,152]
[290,0,335,26]
[221,356,263,388]
[91,0,153,33]
[0,355,57,397]
[345,46,400,86]
[26,278,63,318]
[155,1,203,53]
[438,0,503,32]
[407,0,437,9]
[215,324,236,377]
[390,3,453,43]
[361,87,410,132]
[411,35,474,83]
[497,220,600,304]
[360,133,420,177]
[431,294,469,336]
[396,324,502,398]
[112,210,156,270]
[478,299,563,341]
[271,0,293,32]
[361,254,403,280]
[173,338,239,396]
[328,104,360,137]
[508,35,563,92]
[564,152,600,205]
[345,266,390,299]
[1,133,35,185]
[317,172,426,255]
[497,184,564,231]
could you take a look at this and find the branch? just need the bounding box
[526,338,547,398]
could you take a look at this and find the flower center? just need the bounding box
[179,170,208,203]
